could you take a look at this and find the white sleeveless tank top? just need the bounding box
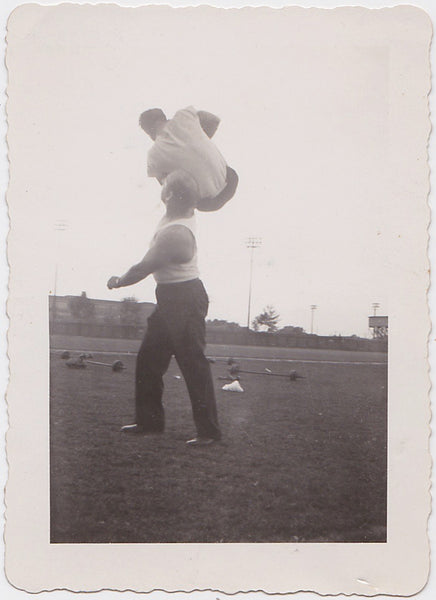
[151,214,200,284]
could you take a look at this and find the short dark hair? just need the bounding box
[162,170,200,216]
[139,108,167,135]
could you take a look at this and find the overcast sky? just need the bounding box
[8,5,405,337]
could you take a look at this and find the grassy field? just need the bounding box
[50,341,387,544]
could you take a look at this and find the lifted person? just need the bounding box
[139,106,238,211]
[107,168,237,446]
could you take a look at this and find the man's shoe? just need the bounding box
[121,423,144,434]
[186,437,217,447]
[121,423,165,435]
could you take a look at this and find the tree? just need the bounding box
[120,296,140,326]
[252,305,280,332]
[68,291,95,320]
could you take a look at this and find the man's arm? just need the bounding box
[196,166,239,212]
[197,110,220,139]
[107,226,195,289]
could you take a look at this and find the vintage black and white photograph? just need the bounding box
[4,3,431,595]
[47,9,390,545]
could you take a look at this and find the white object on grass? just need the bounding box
[222,380,244,393]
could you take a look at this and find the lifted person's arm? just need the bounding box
[196,166,239,212]
[107,225,195,289]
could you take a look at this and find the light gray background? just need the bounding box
[1,1,434,599]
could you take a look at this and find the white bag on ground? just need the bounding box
[222,380,244,393]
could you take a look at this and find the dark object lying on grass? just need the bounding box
[79,355,125,372]
[66,356,86,369]
[64,353,124,372]
[226,360,304,382]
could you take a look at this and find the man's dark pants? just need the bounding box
[135,278,221,440]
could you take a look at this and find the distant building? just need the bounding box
[49,294,155,325]
[368,315,388,338]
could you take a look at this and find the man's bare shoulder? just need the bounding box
[156,224,194,242]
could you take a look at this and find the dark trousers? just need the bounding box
[135,278,221,440]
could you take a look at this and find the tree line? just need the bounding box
[66,294,304,334]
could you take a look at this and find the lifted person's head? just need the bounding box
[161,170,200,218]
[139,108,167,140]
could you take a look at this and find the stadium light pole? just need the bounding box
[246,237,262,329]
[52,220,68,325]
[310,304,318,334]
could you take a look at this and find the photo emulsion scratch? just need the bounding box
[4,3,432,595]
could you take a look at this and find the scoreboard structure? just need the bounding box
[368,315,388,338]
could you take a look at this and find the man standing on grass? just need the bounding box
[107,167,238,446]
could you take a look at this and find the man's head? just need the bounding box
[161,170,200,218]
[139,108,167,140]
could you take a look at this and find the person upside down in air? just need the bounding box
[139,105,238,212]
